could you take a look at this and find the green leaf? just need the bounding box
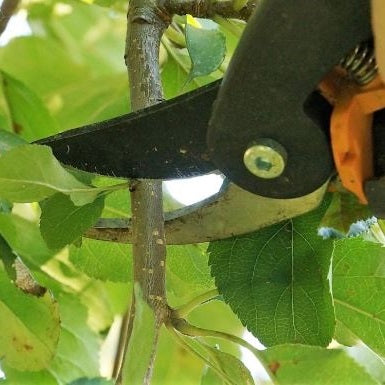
[167,244,215,307]
[0,213,56,267]
[0,268,60,370]
[0,36,89,97]
[51,74,129,131]
[40,193,105,249]
[185,19,226,80]
[345,342,385,384]
[201,344,254,385]
[0,144,100,205]
[2,72,61,141]
[0,235,16,280]
[2,368,58,385]
[333,238,385,357]
[68,378,114,385]
[201,365,223,385]
[2,293,100,384]
[69,238,132,282]
[121,283,157,385]
[262,344,378,384]
[0,128,27,155]
[209,198,335,347]
[320,191,371,235]
[48,294,100,384]
[0,73,13,132]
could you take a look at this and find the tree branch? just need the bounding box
[0,0,20,37]
[115,1,171,384]
[164,0,257,21]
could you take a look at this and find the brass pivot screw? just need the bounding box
[243,138,287,179]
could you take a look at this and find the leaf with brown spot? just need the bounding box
[0,267,60,371]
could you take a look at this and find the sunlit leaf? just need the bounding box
[68,377,114,385]
[0,128,27,155]
[0,145,101,205]
[333,237,385,357]
[0,72,12,132]
[69,238,132,282]
[0,268,60,370]
[262,344,378,384]
[121,283,157,384]
[2,72,61,141]
[166,244,215,307]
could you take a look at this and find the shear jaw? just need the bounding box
[86,180,328,245]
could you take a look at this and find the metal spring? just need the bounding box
[340,41,378,85]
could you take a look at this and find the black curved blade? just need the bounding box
[36,80,220,179]
[207,0,372,199]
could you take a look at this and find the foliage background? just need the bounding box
[1,1,385,384]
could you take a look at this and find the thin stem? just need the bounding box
[0,0,20,37]
[174,289,219,318]
[173,320,278,385]
[114,0,171,383]
[164,0,258,21]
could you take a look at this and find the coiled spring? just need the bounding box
[340,41,378,85]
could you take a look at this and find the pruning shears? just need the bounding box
[37,0,385,244]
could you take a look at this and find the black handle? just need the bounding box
[208,0,372,198]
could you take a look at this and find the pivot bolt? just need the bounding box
[243,139,287,179]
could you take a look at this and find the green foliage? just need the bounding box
[185,17,226,81]
[121,284,157,385]
[198,343,254,385]
[262,344,378,384]
[0,1,385,384]
[320,191,371,235]
[69,238,132,282]
[0,145,99,205]
[209,198,335,347]
[166,244,215,306]
[333,238,385,357]
[0,267,60,371]
[68,378,114,385]
[40,193,105,249]
[0,213,57,267]
[2,72,61,141]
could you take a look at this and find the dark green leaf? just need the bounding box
[2,72,61,141]
[40,193,105,249]
[185,19,226,80]
[0,268,60,370]
[262,344,378,384]
[69,238,132,282]
[333,238,385,357]
[209,198,335,347]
